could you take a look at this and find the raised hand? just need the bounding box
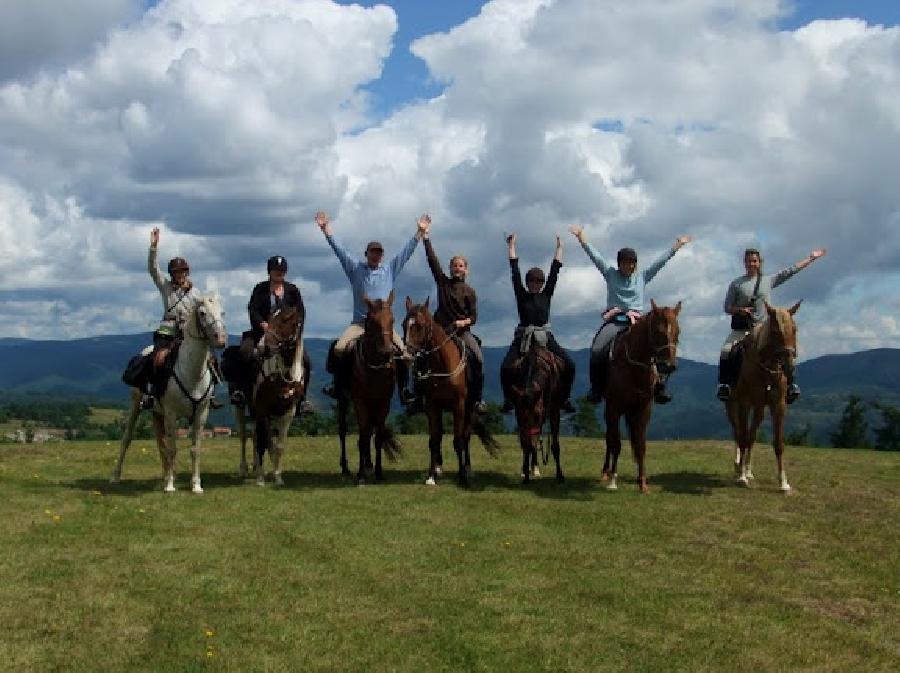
[150,227,160,247]
[315,211,330,235]
[506,232,516,246]
[417,213,431,239]
[675,235,693,249]
[568,224,585,241]
[810,248,826,260]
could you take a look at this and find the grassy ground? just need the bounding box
[0,435,897,672]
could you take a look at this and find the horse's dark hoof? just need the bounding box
[556,473,565,483]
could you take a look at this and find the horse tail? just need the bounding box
[381,425,403,461]
[471,412,501,457]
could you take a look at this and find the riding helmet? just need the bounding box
[267,255,288,273]
[616,247,638,264]
[167,257,190,274]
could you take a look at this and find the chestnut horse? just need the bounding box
[725,301,801,492]
[602,300,681,493]
[335,292,402,483]
[403,297,499,487]
[508,330,566,484]
[233,306,307,486]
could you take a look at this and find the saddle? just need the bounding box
[121,340,180,396]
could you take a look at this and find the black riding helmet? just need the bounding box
[525,267,545,285]
[267,255,288,274]
[616,247,637,264]
[168,257,189,274]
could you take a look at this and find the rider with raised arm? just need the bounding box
[316,210,428,405]
[500,233,576,414]
[141,227,203,408]
[228,255,311,410]
[417,217,485,412]
[569,224,691,404]
[717,246,826,403]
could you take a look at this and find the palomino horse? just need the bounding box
[508,331,566,484]
[111,295,227,492]
[602,300,681,493]
[403,297,499,487]
[233,306,307,486]
[335,292,402,483]
[725,301,801,492]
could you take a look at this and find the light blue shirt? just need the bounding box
[325,233,420,324]
[580,241,678,312]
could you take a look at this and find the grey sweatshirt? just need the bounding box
[723,265,800,325]
[148,246,202,327]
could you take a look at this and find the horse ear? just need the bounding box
[387,290,395,307]
[425,296,430,310]
[405,296,413,312]
[362,293,373,311]
[789,299,802,315]
[764,300,775,315]
[650,298,658,311]
[674,300,682,315]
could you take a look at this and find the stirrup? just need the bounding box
[209,396,223,410]
[716,384,731,401]
[474,400,487,413]
[786,384,800,404]
[140,395,154,410]
[229,390,245,406]
[501,399,514,413]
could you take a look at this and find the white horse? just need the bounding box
[111,295,227,492]
[235,308,306,486]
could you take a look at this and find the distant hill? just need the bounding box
[0,336,896,443]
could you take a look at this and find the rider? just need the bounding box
[717,246,826,403]
[229,255,312,410]
[316,210,428,404]
[500,232,576,414]
[569,224,692,404]
[416,217,486,412]
[145,226,221,409]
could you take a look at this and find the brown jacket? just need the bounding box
[424,239,477,330]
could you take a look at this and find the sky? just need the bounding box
[0,0,898,363]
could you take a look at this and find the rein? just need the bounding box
[409,320,467,381]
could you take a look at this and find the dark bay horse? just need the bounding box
[602,300,681,493]
[335,292,402,483]
[726,301,801,492]
[232,306,307,486]
[509,331,566,484]
[403,297,499,487]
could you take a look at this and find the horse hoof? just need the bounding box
[192,485,204,495]
[601,472,610,482]
[256,478,266,487]
[163,485,176,493]
[532,468,541,479]
[425,476,436,486]
[274,475,284,487]
[746,471,755,481]
[239,466,248,479]
[435,466,443,477]
[737,476,750,487]
[606,483,618,491]
[780,484,792,493]
[109,474,120,485]
[733,463,741,477]
[556,474,565,483]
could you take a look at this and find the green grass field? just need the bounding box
[0,436,897,672]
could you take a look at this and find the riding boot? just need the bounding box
[396,359,416,407]
[717,356,733,401]
[588,357,606,404]
[469,361,485,411]
[785,360,800,404]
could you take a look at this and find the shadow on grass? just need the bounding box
[652,470,732,495]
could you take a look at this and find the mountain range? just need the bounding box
[1,335,897,443]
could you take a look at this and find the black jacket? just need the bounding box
[248,281,304,339]
[511,258,561,327]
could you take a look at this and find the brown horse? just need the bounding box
[335,292,402,483]
[725,301,801,492]
[403,297,499,487]
[601,300,681,493]
[233,306,307,486]
[509,331,566,484]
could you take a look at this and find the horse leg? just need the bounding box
[519,427,531,484]
[156,411,176,493]
[603,407,622,490]
[337,397,351,477]
[425,406,441,485]
[725,399,741,477]
[453,402,469,487]
[771,402,791,492]
[111,388,142,483]
[272,409,295,487]
[254,416,269,486]
[189,407,208,494]
[550,411,563,483]
[627,407,650,494]
[236,405,249,479]
[356,404,373,484]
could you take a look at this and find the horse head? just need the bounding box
[265,306,301,352]
[403,295,432,355]
[194,295,227,349]
[362,290,395,362]
[648,299,681,375]
[763,300,801,362]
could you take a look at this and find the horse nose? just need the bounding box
[658,360,677,375]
